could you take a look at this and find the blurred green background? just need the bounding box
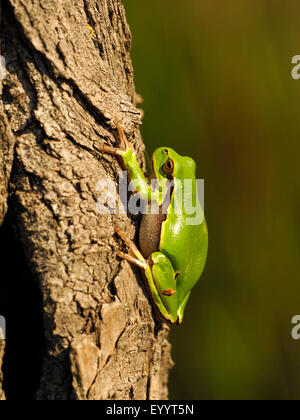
[124,0,300,400]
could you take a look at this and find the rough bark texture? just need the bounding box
[0,0,173,400]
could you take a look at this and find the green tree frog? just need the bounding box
[100,123,208,323]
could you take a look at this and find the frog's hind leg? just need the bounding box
[150,252,178,323]
[115,228,178,323]
[115,227,147,269]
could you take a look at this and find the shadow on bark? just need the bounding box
[0,212,45,399]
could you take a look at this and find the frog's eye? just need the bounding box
[162,158,174,176]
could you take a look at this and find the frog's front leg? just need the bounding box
[97,122,161,204]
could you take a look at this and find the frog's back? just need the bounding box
[159,200,208,305]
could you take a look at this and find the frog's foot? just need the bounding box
[95,144,124,156]
[95,120,132,156]
[116,251,147,269]
[115,227,147,269]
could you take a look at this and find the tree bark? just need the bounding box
[0,0,173,400]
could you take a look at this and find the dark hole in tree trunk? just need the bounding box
[0,212,45,400]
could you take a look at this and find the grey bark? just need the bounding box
[0,0,173,400]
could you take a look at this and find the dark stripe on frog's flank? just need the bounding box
[139,211,165,259]
[139,180,174,259]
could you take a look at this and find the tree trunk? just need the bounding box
[0,0,173,400]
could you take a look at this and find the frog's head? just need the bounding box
[152,147,196,182]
